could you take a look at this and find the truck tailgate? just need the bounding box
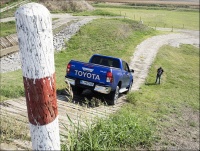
[68,60,110,85]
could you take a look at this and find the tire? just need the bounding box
[108,86,119,105]
[72,86,84,95]
[124,81,133,94]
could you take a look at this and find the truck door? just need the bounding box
[122,61,132,88]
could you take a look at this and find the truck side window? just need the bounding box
[126,63,130,72]
[122,61,130,72]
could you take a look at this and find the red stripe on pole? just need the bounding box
[23,73,58,125]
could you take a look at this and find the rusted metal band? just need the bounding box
[23,73,58,125]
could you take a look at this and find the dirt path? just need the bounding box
[0,0,30,13]
[0,15,199,150]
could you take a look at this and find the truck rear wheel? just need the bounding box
[108,86,119,105]
[72,87,84,95]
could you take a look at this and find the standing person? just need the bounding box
[155,67,164,84]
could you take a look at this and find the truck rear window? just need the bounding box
[91,56,120,68]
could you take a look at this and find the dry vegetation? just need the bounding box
[38,0,95,12]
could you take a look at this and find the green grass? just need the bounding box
[0,70,24,101]
[73,9,119,16]
[0,18,156,101]
[0,21,16,37]
[93,5,199,30]
[0,6,18,19]
[61,107,155,150]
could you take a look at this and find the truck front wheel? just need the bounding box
[124,81,133,94]
[108,86,119,105]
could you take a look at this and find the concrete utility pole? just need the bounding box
[15,3,60,150]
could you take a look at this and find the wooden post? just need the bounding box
[15,3,60,150]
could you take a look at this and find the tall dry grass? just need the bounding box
[38,0,95,12]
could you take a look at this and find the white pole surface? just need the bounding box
[15,2,55,80]
[15,3,60,150]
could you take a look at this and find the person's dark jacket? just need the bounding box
[157,67,164,76]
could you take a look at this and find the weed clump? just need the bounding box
[61,106,155,150]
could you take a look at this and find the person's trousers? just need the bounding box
[155,75,161,84]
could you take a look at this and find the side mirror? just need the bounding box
[131,69,134,73]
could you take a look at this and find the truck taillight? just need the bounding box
[67,64,71,74]
[106,71,113,83]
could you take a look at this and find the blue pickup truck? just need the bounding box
[65,54,134,105]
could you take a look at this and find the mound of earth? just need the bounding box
[39,0,95,12]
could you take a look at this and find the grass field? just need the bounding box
[0,2,199,150]
[90,4,199,30]
[1,1,199,37]
[87,0,199,7]
[1,6,199,37]
[125,44,199,149]
[61,44,199,150]
[127,44,199,121]
[0,21,16,37]
[61,9,199,149]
